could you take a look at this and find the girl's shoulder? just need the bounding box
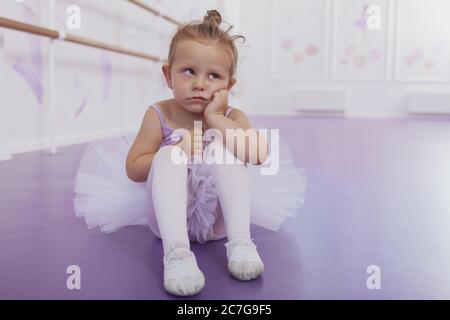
[149,99,171,113]
[148,99,174,122]
[226,106,255,130]
[226,105,244,120]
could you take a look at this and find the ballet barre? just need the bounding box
[0,16,162,62]
[0,5,173,156]
[126,0,181,26]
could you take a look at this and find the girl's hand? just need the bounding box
[173,129,202,157]
[174,130,192,157]
[204,89,229,120]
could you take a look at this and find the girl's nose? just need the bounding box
[193,77,206,91]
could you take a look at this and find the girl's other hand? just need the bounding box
[174,130,192,156]
[173,129,202,157]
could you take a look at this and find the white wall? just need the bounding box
[231,0,450,117]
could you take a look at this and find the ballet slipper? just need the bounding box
[225,238,264,281]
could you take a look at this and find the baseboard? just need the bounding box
[407,92,450,116]
[247,110,408,119]
[293,90,347,114]
[0,146,12,161]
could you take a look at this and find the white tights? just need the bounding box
[147,139,251,255]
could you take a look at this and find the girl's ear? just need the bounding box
[227,78,237,91]
[162,64,172,88]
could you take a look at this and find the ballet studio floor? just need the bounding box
[1,115,450,300]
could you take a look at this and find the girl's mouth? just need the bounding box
[189,96,207,101]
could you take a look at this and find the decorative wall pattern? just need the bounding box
[395,0,450,82]
[332,0,388,80]
[271,0,450,83]
[271,0,327,79]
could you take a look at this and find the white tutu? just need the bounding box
[73,133,307,234]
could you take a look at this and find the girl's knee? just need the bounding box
[153,145,188,165]
[149,145,188,182]
[154,145,177,158]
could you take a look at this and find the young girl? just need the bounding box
[73,10,307,296]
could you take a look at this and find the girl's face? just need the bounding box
[162,40,236,114]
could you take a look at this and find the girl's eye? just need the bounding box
[183,68,220,79]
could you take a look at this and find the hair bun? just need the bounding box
[203,10,222,26]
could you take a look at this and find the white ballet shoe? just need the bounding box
[163,247,205,296]
[225,238,264,281]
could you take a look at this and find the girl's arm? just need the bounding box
[126,108,163,182]
[205,109,268,165]
[127,153,157,182]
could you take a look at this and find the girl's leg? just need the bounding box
[147,145,204,296]
[206,139,264,281]
[207,142,252,242]
[148,145,190,255]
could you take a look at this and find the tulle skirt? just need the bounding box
[73,133,307,242]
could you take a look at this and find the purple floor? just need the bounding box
[1,116,450,299]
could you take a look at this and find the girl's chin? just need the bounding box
[185,103,206,113]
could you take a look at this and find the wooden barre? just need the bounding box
[0,16,164,62]
[0,16,58,39]
[127,0,181,26]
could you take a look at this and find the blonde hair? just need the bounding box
[167,10,245,77]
